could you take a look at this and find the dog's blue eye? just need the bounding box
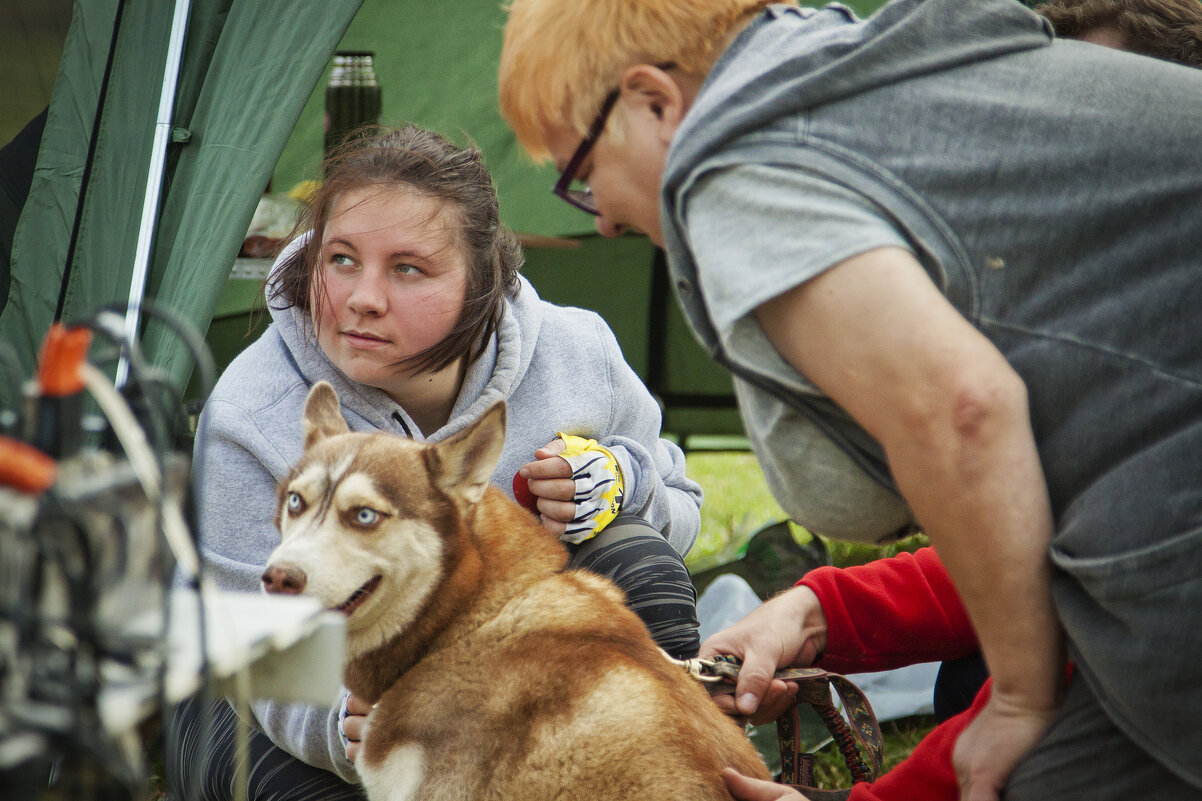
[356,508,379,526]
[287,491,303,512]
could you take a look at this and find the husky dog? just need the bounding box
[261,381,770,800]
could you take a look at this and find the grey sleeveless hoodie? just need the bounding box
[660,0,1202,784]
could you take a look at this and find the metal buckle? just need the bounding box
[663,653,742,684]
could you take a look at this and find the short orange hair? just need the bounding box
[498,0,785,161]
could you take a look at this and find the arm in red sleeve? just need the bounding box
[799,547,979,674]
[845,678,991,801]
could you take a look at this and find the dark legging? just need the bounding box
[164,515,698,800]
[564,513,700,659]
[933,652,990,722]
[164,694,367,801]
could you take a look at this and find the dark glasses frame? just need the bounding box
[551,63,675,216]
[551,90,620,216]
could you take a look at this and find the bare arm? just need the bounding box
[753,247,1064,799]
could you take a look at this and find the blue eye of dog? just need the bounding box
[356,508,379,526]
[287,491,304,513]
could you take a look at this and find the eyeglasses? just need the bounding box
[551,90,620,216]
[552,63,675,216]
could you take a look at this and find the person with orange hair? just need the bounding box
[497,0,1202,799]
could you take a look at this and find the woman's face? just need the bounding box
[310,185,469,394]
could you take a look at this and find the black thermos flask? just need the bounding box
[323,51,382,162]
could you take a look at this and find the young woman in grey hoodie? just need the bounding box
[166,125,703,801]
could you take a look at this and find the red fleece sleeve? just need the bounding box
[799,547,979,674]
[840,665,1074,801]
[845,678,991,801]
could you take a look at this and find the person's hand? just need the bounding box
[341,692,372,763]
[517,436,625,542]
[516,439,576,536]
[722,768,812,801]
[699,585,827,722]
[952,691,1056,801]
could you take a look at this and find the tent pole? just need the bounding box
[115,0,193,388]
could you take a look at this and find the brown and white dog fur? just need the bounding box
[262,381,770,800]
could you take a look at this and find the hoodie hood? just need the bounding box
[669,0,1051,193]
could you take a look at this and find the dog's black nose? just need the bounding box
[262,563,308,595]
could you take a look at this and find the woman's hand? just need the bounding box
[699,585,827,723]
[341,692,373,763]
[516,439,576,536]
[518,436,625,542]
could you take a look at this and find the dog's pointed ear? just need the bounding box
[302,381,349,449]
[429,401,506,505]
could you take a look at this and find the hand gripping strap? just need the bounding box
[556,434,625,544]
[686,657,883,798]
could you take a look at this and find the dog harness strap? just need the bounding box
[674,655,884,793]
[773,668,883,784]
[556,433,625,544]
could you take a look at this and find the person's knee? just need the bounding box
[567,516,691,587]
[566,515,700,658]
[567,515,660,563]
[933,653,989,722]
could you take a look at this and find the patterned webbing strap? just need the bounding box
[699,657,884,797]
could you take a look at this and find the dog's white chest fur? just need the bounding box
[359,741,425,801]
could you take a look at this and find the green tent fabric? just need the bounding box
[270,0,588,241]
[0,0,362,405]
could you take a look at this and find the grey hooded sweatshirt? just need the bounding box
[192,266,701,780]
[660,0,1202,786]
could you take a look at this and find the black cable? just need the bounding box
[77,299,218,459]
[56,0,129,323]
[75,311,170,456]
[89,298,219,411]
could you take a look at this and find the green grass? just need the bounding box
[684,449,936,790]
[684,450,792,572]
[810,714,938,787]
[684,449,928,572]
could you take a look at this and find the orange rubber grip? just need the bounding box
[0,435,57,494]
[37,323,93,396]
